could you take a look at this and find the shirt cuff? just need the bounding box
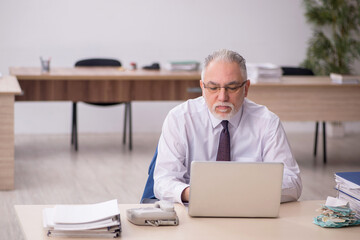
[175,183,190,205]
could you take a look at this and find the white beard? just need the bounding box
[211,102,237,120]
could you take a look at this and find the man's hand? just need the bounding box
[181,187,190,202]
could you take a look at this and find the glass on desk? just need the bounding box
[40,56,51,73]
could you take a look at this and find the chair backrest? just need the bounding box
[140,147,158,203]
[75,58,121,67]
[281,67,314,76]
[73,58,122,106]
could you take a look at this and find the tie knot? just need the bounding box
[221,120,229,129]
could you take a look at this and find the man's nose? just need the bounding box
[217,88,229,101]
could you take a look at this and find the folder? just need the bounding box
[335,172,360,218]
[42,199,121,238]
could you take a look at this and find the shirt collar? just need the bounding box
[208,102,244,129]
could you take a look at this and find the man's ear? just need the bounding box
[244,80,251,97]
[199,80,205,96]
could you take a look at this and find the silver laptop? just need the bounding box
[188,161,284,217]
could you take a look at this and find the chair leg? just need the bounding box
[123,103,128,145]
[71,103,75,145]
[75,105,78,151]
[313,121,319,156]
[72,102,78,151]
[129,102,132,151]
[323,122,327,164]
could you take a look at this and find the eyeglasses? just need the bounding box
[202,80,248,94]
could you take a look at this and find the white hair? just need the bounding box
[201,49,247,81]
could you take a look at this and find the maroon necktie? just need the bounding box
[216,120,230,161]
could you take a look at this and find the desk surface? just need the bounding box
[14,201,360,240]
[9,66,360,86]
[10,67,202,81]
[0,76,21,94]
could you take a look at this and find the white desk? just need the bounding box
[14,201,360,240]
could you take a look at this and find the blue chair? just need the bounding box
[140,147,159,203]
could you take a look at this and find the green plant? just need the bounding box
[302,0,360,75]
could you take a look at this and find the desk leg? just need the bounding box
[0,95,15,190]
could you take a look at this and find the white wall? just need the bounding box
[1,0,359,134]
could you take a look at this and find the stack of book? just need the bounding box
[335,172,360,218]
[43,199,121,238]
[165,61,200,71]
[246,63,282,83]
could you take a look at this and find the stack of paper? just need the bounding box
[246,63,282,83]
[313,197,360,228]
[165,61,200,71]
[335,172,360,218]
[43,199,121,238]
[330,73,360,84]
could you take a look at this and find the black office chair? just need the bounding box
[71,58,132,151]
[281,67,327,163]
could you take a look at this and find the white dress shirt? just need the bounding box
[154,97,302,203]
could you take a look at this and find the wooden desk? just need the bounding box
[10,67,202,102]
[0,76,21,190]
[248,77,360,122]
[8,67,360,165]
[9,67,360,166]
[14,201,360,240]
[10,67,360,121]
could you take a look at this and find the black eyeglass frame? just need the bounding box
[202,80,248,93]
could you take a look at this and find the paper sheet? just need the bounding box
[53,199,119,224]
